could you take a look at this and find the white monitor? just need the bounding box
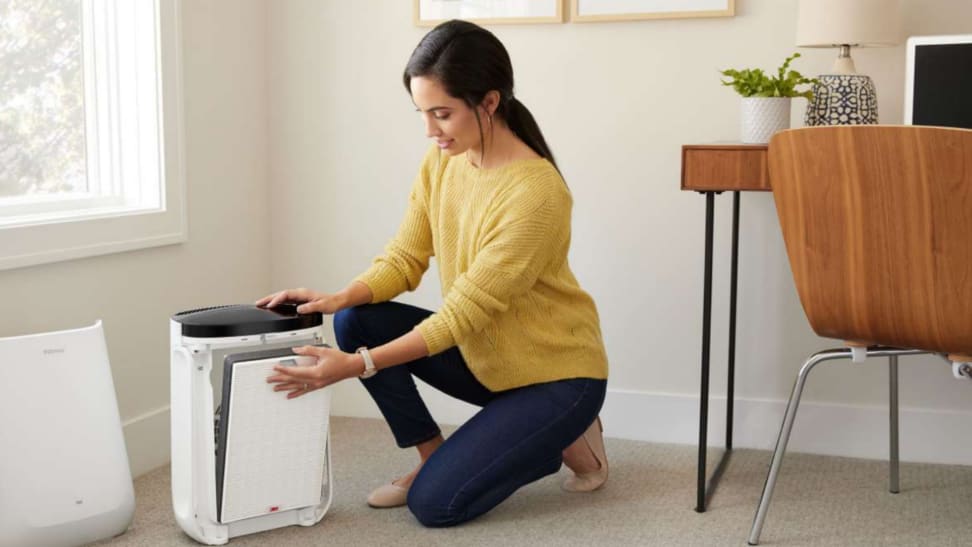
[904,34,972,129]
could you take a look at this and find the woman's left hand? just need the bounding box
[266,345,361,398]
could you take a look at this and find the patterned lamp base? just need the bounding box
[804,74,878,126]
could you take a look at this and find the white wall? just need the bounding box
[0,0,271,476]
[6,0,970,479]
[268,0,972,464]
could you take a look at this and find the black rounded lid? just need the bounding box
[172,304,322,338]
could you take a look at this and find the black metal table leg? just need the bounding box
[695,190,740,513]
[727,191,740,451]
[696,191,715,512]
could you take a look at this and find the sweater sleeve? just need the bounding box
[354,149,436,303]
[416,174,571,355]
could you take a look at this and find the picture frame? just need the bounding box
[414,0,565,27]
[570,0,735,22]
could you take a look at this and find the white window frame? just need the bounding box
[0,0,186,271]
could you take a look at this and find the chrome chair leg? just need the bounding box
[748,349,850,545]
[748,347,925,545]
[889,354,900,494]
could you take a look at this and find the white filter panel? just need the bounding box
[220,356,329,523]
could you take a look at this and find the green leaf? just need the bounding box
[719,53,817,99]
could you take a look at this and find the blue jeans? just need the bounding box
[333,302,607,527]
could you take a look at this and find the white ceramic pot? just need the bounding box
[740,97,791,143]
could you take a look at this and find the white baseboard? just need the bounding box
[122,405,171,478]
[121,385,972,480]
[329,382,972,466]
[598,389,972,466]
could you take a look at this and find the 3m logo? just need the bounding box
[269,506,279,512]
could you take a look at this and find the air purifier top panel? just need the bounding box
[172,304,322,337]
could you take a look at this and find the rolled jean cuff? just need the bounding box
[396,428,442,449]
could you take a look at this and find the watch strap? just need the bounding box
[356,346,377,379]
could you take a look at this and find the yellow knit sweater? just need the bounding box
[355,146,609,391]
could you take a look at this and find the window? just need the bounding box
[0,0,185,270]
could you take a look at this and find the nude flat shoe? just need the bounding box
[562,417,608,493]
[367,479,409,508]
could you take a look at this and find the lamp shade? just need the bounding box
[796,0,902,48]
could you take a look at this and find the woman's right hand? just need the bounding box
[255,288,346,315]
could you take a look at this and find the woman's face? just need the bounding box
[410,76,485,156]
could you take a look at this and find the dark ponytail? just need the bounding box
[502,96,556,168]
[403,20,557,170]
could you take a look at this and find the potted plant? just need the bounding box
[720,53,816,144]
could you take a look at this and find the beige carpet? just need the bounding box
[91,417,972,546]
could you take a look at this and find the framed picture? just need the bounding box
[570,0,735,22]
[414,0,565,27]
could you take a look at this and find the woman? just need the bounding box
[258,19,609,527]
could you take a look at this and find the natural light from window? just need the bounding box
[0,0,184,270]
[1,1,87,200]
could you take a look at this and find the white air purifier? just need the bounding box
[0,321,135,547]
[170,304,333,545]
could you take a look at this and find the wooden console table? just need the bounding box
[680,143,769,512]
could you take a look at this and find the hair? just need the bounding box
[403,19,557,169]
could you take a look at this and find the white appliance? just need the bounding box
[170,304,333,545]
[0,322,135,547]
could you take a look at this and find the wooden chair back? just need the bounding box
[768,125,972,356]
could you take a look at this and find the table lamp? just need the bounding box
[796,0,902,125]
